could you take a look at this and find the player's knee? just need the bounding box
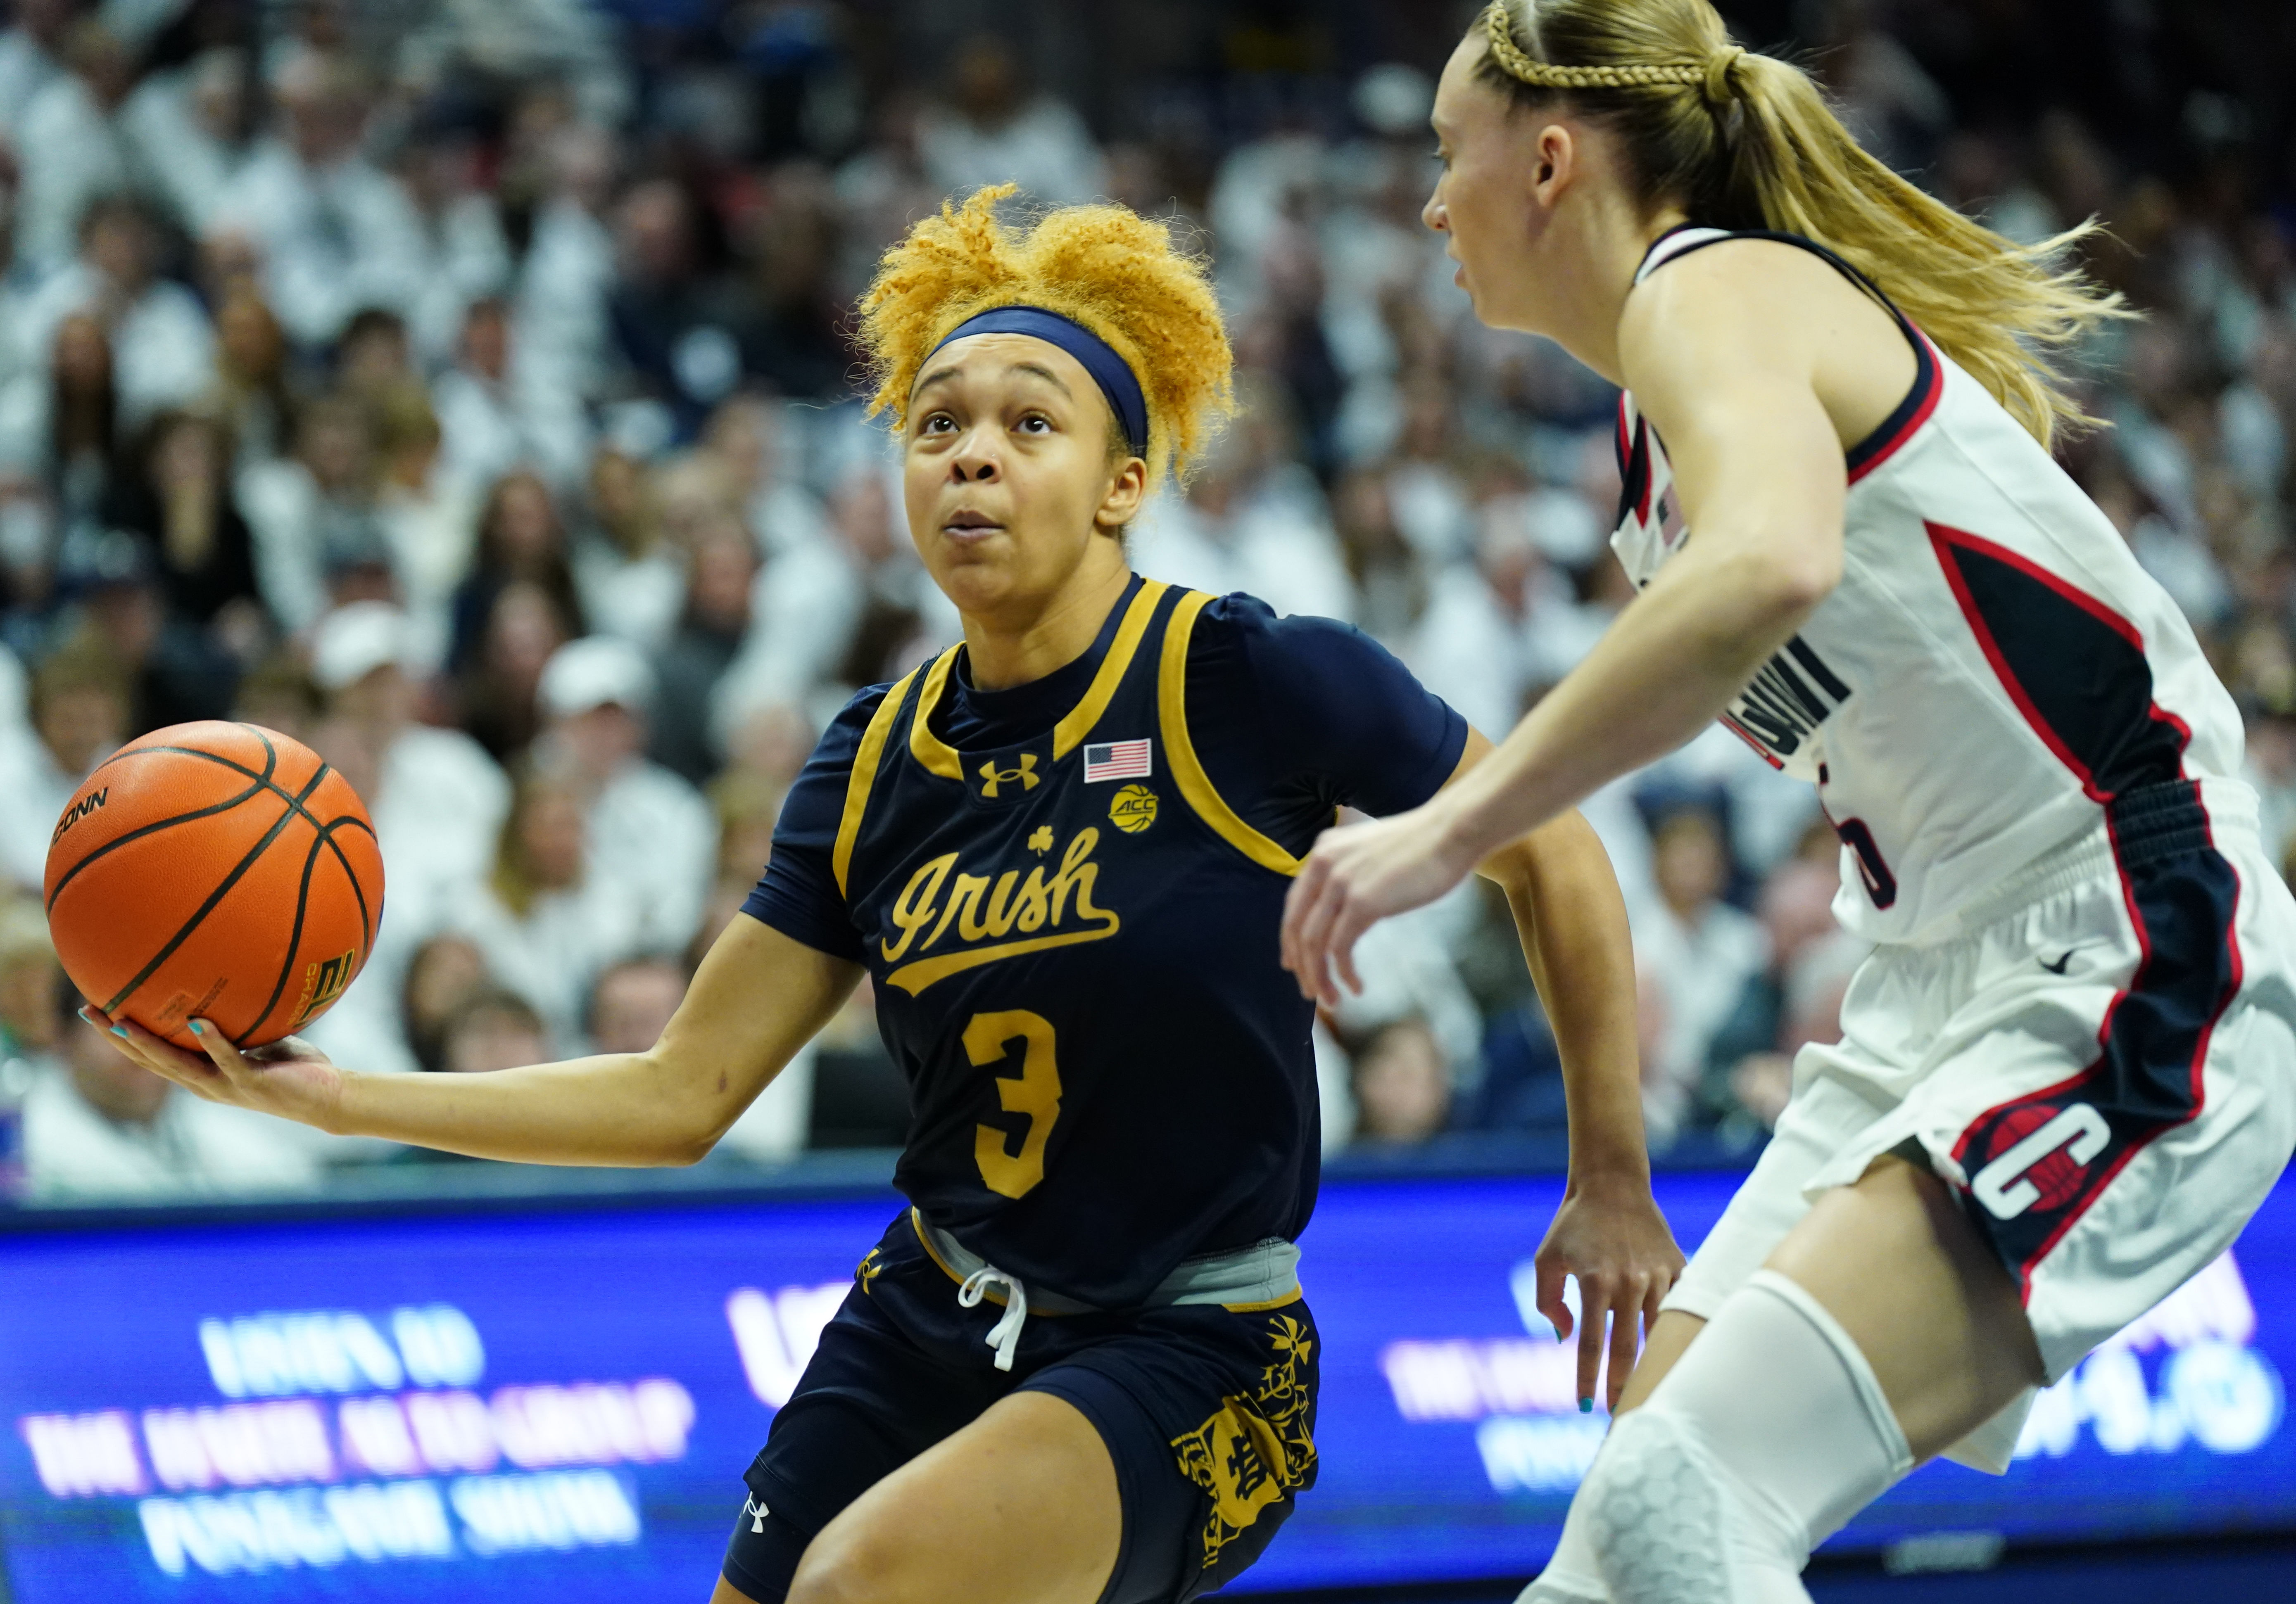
[1579,1408,1731,1604]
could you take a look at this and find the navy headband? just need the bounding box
[927,306,1149,458]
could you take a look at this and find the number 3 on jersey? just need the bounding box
[966,1011,1062,1198]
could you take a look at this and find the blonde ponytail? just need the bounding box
[1478,1,2127,447]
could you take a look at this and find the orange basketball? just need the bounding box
[43,721,386,1052]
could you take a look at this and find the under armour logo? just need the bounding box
[978,752,1040,798]
[743,1495,770,1533]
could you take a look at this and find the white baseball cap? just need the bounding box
[539,635,655,719]
[310,602,415,692]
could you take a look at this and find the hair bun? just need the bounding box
[1703,45,1747,104]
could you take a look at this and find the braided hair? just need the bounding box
[1474,0,2124,446]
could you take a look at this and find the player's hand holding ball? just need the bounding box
[43,720,383,1127]
[81,1006,345,1131]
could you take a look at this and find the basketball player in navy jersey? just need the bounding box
[99,185,1683,1604]
[1285,4,2296,1600]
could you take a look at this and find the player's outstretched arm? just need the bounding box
[1282,245,1852,1001]
[90,914,861,1168]
[1462,733,1685,1412]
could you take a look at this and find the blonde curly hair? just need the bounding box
[857,185,1234,486]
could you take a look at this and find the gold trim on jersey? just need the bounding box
[833,665,923,896]
[903,580,1170,781]
[906,646,966,780]
[1053,579,1167,757]
[1158,590,1302,877]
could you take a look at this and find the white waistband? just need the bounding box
[912,1210,1301,1369]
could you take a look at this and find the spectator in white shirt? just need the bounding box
[119,45,256,237]
[200,286,294,470]
[533,635,716,956]
[516,123,618,401]
[713,460,956,745]
[651,511,756,783]
[0,0,69,143]
[16,195,216,429]
[294,603,511,1075]
[570,443,683,652]
[432,295,588,491]
[916,34,1105,207]
[1131,389,1356,623]
[0,311,118,523]
[235,391,383,633]
[308,601,511,916]
[10,18,137,274]
[0,642,128,895]
[396,129,513,367]
[372,381,482,673]
[1633,805,1772,1147]
[25,985,320,1201]
[1410,496,1613,735]
[210,49,426,350]
[447,764,648,1048]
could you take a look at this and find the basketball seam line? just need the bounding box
[97,735,379,925]
[46,739,282,914]
[248,816,373,1038]
[105,740,380,846]
[100,766,332,1020]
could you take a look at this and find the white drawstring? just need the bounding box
[956,1265,1029,1371]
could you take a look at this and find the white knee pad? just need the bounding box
[1577,1270,1913,1604]
[1514,1488,1611,1602]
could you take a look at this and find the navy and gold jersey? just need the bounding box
[744,576,1466,1307]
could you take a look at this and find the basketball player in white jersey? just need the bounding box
[1283,2,2296,1599]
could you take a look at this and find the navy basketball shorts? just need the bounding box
[720,1212,1319,1604]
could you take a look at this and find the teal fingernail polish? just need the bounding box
[190,1020,205,1035]
[111,1025,128,1038]
[1579,1398,1593,1414]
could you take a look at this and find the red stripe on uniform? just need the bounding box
[1847,332,1944,485]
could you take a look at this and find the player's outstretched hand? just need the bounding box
[80,1006,345,1133]
[1281,802,1479,1005]
[1530,1178,1688,1414]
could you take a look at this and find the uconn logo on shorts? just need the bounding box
[1970,1103,2111,1220]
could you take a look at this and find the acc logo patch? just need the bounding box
[1108,784,1158,834]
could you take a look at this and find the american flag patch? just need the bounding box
[1083,739,1153,783]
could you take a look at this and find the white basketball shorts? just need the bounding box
[1661,777,2296,1469]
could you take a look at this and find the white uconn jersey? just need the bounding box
[1613,227,2245,943]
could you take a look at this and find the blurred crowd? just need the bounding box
[1,0,2292,1201]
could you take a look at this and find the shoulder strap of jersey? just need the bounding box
[1053,578,1168,755]
[832,667,925,896]
[1635,223,1918,343]
[1155,590,1302,878]
[1628,225,1939,485]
